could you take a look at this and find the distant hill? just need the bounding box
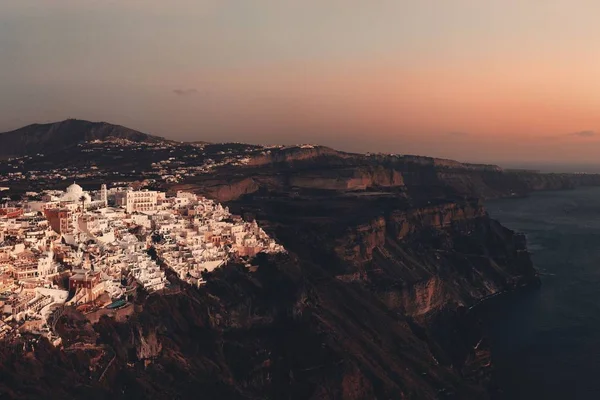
[0,119,167,159]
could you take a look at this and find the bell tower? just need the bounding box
[100,184,108,206]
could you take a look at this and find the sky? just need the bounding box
[3,1,600,165]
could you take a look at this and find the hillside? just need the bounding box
[3,120,600,399]
[0,135,547,399]
[0,119,166,159]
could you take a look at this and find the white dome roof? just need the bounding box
[66,183,83,194]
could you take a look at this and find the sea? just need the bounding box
[482,186,600,399]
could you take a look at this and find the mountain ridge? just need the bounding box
[1,119,510,172]
[0,119,168,159]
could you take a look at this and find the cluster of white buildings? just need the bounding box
[0,182,284,339]
[150,192,284,286]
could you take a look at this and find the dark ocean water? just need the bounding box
[499,162,600,174]
[483,187,600,399]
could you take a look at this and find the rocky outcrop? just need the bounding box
[203,177,261,203]
[331,199,536,311]
[333,201,486,266]
[393,155,502,172]
[134,327,162,360]
[246,146,350,166]
[389,201,486,239]
[334,216,387,264]
[289,166,404,191]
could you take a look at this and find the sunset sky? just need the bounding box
[3,1,600,165]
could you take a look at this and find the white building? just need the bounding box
[100,184,108,206]
[116,190,158,214]
[36,249,57,277]
[60,182,91,205]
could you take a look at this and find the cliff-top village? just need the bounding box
[0,182,284,344]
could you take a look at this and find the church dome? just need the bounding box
[66,183,83,194]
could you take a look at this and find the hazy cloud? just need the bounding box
[571,130,597,138]
[173,88,199,96]
[446,131,469,137]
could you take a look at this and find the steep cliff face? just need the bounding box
[192,154,600,206]
[333,201,487,265]
[180,165,405,203]
[200,177,262,202]
[0,190,537,399]
[388,201,486,240]
[331,199,536,316]
[223,186,538,394]
[1,147,556,399]
[246,146,350,166]
[334,216,387,265]
[0,254,492,400]
[289,166,404,191]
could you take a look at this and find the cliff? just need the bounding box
[0,181,540,400]
[178,149,600,205]
[245,146,351,167]
[288,166,404,191]
[1,140,581,399]
[334,201,536,316]
[1,202,533,399]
